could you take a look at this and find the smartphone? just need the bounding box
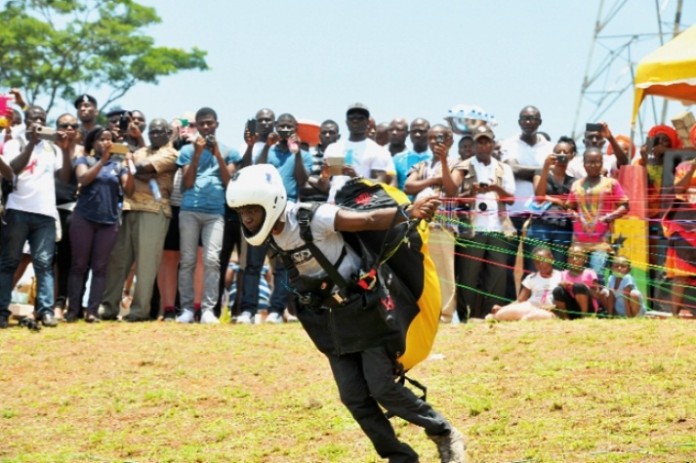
[435,133,445,144]
[586,122,602,133]
[246,118,257,135]
[479,182,489,188]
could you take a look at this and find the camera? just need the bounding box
[477,202,488,212]
[556,154,568,164]
[478,182,489,188]
[205,134,216,150]
[435,133,445,144]
[246,118,257,135]
[118,112,131,134]
[35,126,56,141]
[277,128,294,139]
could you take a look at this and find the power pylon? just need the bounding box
[572,0,687,140]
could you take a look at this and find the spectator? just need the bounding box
[175,107,240,324]
[602,256,645,318]
[170,111,198,150]
[489,246,562,321]
[567,122,628,178]
[500,106,554,299]
[300,119,340,202]
[565,147,629,279]
[366,117,377,141]
[67,126,132,323]
[375,122,389,147]
[457,131,474,160]
[662,156,696,316]
[106,108,146,152]
[237,113,312,324]
[240,108,275,164]
[74,94,98,142]
[525,139,576,268]
[552,244,603,319]
[99,119,178,322]
[404,124,457,323]
[387,117,409,157]
[53,113,83,320]
[500,106,554,233]
[442,124,515,321]
[393,118,431,192]
[0,105,72,328]
[323,103,394,202]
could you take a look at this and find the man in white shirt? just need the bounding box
[442,125,516,321]
[0,105,72,328]
[322,103,394,202]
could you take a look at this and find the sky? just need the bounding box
[48,0,696,149]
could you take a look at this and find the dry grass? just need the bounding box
[1,318,695,463]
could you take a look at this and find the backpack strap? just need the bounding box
[296,203,350,294]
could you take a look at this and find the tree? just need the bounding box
[0,0,208,113]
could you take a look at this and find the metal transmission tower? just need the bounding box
[572,0,686,140]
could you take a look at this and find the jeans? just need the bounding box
[178,211,224,313]
[0,210,56,318]
[241,242,289,315]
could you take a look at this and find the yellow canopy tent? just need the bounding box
[631,23,696,126]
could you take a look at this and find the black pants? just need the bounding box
[456,232,512,321]
[55,208,74,309]
[327,345,451,463]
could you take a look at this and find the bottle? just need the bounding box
[149,178,161,202]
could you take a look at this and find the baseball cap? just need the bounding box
[472,125,494,141]
[346,103,370,118]
[73,94,97,109]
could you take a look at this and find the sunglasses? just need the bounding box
[58,123,79,129]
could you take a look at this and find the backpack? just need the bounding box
[271,178,441,372]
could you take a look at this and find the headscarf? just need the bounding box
[647,125,682,149]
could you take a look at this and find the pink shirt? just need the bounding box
[560,268,599,312]
[568,177,628,243]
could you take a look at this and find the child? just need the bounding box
[489,246,562,321]
[603,256,645,318]
[552,244,604,319]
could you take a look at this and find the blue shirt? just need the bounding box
[74,157,126,224]
[393,149,432,190]
[177,143,240,215]
[256,146,312,201]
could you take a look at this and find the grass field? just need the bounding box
[1,318,695,463]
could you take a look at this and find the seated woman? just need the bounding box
[489,246,562,322]
[552,244,605,319]
[602,256,645,318]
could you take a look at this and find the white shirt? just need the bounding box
[500,134,554,214]
[272,202,361,281]
[469,157,515,232]
[522,269,562,307]
[325,138,394,203]
[2,138,62,218]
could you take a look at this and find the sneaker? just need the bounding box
[176,309,195,323]
[428,427,466,463]
[236,311,253,325]
[162,309,177,322]
[264,312,283,324]
[284,308,299,323]
[200,310,220,324]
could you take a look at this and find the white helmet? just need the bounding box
[226,164,288,246]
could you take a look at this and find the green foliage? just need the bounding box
[0,0,208,112]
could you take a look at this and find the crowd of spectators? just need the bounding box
[1,88,695,329]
